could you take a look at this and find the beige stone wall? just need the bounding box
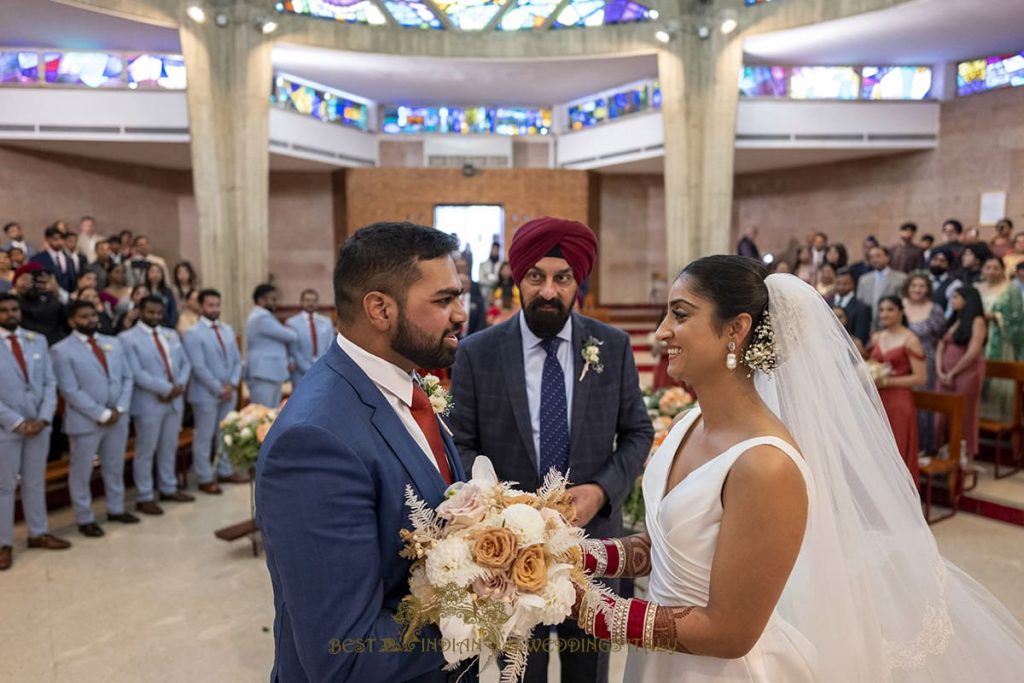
[267,172,336,303]
[598,174,667,304]
[732,86,1024,261]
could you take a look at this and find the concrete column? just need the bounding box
[658,27,743,276]
[179,8,273,330]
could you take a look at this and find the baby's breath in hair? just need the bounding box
[742,310,777,378]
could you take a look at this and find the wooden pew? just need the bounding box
[913,390,964,524]
[978,359,1024,479]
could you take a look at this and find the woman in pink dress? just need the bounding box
[935,286,988,465]
[869,296,927,480]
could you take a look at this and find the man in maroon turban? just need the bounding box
[450,216,652,683]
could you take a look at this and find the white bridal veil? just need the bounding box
[755,273,1024,681]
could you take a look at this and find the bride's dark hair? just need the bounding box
[678,255,770,344]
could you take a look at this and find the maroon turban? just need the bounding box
[14,262,43,281]
[508,217,598,284]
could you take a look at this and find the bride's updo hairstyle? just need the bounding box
[678,256,777,376]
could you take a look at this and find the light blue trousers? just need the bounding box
[190,398,235,483]
[68,418,130,524]
[0,427,51,545]
[132,410,183,501]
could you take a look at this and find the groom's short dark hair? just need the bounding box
[334,222,459,323]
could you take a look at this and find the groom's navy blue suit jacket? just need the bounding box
[256,341,468,682]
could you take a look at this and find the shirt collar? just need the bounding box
[0,326,17,341]
[335,331,416,407]
[201,316,218,328]
[519,310,573,350]
[74,331,96,343]
[138,321,158,334]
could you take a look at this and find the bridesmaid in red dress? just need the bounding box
[935,286,988,465]
[869,296,927,480]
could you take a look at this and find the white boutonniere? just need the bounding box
[33,353,41,360]
[25,331,37,343]
[103,344,114,353]
[579,337,604,381]
[418,373,455,436]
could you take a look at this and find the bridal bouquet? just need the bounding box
[865,360,893,382]
[396,457,610,682]
[220,402,283,470]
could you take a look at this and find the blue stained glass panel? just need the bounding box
[957,52,1024,96]
[381,105,550,135]
[383,0,443,28]
[0,51,39,84]
[276,0,387,25]
[127,54,187,89]
[432,0,509,30]
[860,66,931,100]
[739,66,787,97]
[788,66,859,100]
[274,76,368,130]
[44,51,122,88]
[498,0,562,31]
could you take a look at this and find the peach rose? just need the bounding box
[511,546,548,593]
[471,571,515,602]
[256,421,272,444]
[472,528,517,570]
[437,483,486,530]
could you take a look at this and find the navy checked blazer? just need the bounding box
[449,311,653,538]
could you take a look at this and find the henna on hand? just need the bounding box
[622,533,652,578]
[652,605,696,654]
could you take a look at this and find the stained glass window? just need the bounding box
[383,0,443,28]
[276,0,387,25]
[957,52,1024,96]
[493,107,551,135]
[381,105,550,135]
[498,0,562,31]
[739,66,787,97]
[0,51,39,84]
[744,0,772,5]
[273,75,369,130]
[788,66,859,100]
[568,82,652,130]
[432,0,509,30]
[44,52,123,88]
[860,66,931,100]
[554,0,653,28]
[126,54,187,90]
[651,82,661,108]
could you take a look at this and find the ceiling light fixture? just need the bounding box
[655,29,671,44]
[186,5,206,23]
[696,24,711,39]
[720,9,738,35]
[648,9,660,20]
[256,17,279,34]
[214,12,229,27]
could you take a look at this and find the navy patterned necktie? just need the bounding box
[538,337,569,477]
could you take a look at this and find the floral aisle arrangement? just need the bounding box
[219,402,282,471]
[396,457,613,682]
[622,386,697,529]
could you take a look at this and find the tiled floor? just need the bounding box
[3,484,1023,682]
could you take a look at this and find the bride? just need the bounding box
[575,255,1024,681]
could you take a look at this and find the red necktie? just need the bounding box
[86,336,109,376]
[212,323,227,357]
[410,381,453,486]
[8,335,29,383]
[152,329,174,382]
[309,313,318,357]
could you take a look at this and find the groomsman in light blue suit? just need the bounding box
[51,300,137,537]
[286,288,334,387]
[120,296,193,515]
[0,293,70,571]
[182,289,245,493]
[244,283,297,408]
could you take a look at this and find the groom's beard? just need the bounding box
[392,311,459,369]
[523,296,573,339]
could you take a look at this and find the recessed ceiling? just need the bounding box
[0,0,180,53]
[744,0,1024,65]
[271,45,658,107]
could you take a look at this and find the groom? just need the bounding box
[256,223,470,682]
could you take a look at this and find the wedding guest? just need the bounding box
[144,263,178,329]
[965,226,982,243]
[8,246,26,268]
[77,216,103,263]
[86,239,116,289]
[450,217,652,683]
[172,261,198,311]
[2,222,37,258]
[772,260,791,274]
[73,270,99,295]
[477,241,502,304]
[1003,232,1024,276]
[244,283,297,408]
[487,260,520,326]
[957,243,988,285]
[856,246,908,325]
[977,256,1024,421]
[454,259,485,337]
[736,225,760,260]
[935,287,987,465]
[991,235,1011,260]
[130,235,168,281]
[115,284,150,332]
[0,249,13,293]
[30,226,76,294]
[902,274,945,452]
[825,242,848,270]
[941,219,966,265]
[832,306,866,356]
[0,293,70,571]
[103,262,132,312]
[890,222,924,273]
[794,246,815,284]
[120,296,193,515]
[183,289,245,493]
[869,296,926,480]
[815,262,837,298]
[826,269,871,347]
[64,232,88,277]
[285,288,334,386]
[919,234,936,269]
[1014,261,1024,297]
[848,236,878,283]
[928,248,962,318]
[75,287,116,336]
[994,217,1013,241]
[14,264,68,345]
[810,231,828,269]
[175,289,200,334]
[51,300,137,537]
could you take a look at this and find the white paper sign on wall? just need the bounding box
[979,191,1007,225]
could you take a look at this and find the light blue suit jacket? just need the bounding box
[244,307,297,384]
[119,324,192,416]
[285,311,334,380]
[183,319,242,405]
[0,328,57,434]
[51,333,134,435]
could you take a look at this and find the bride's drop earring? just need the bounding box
[726,341,738,370]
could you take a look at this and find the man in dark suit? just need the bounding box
[257,223,473,682]
[826,268,871,346]
[450,217,653,683]
[29,226,76,294]
[455,257,485,336]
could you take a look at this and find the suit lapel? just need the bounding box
[323,344,448,503]
[569,313,594,459]
[439,421,467,482]
[501,316,538,470]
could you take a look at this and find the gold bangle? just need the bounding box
[611,538,627,578]
[642,601,658,651]
[612,598,630,645]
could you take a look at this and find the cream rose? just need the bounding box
[472,528,517,570]
[511,546,547,593]
[501,503,546,546]
[429,394,448,413]
[437,483,486,530]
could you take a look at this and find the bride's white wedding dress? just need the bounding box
[622,273,1024,682]
[625,406,816,682]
